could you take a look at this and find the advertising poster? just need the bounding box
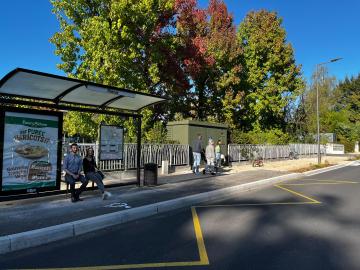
[99,125,123,160]
[1,111,60,191]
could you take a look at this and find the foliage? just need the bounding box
[50,0,184,141]
[301,66,337,134]
[334,74,360,124]
[144,121,168,143]
[63,111,139,142]
[237,10,304,131]
[175,0,244,125]
[332,74,360,150]
[295,69,360,151]
[230,128,291,145]
[50,1,311,144]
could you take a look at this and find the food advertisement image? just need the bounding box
[1,111,59,191]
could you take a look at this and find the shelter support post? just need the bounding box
[136,116,142,186]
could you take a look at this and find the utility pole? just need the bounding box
[316,58,343,164]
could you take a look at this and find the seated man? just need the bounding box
[63,143,88,202]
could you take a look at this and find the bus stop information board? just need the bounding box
[1,111,60,191]
[99,125,124,160]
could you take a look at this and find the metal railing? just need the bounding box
[62,142,330,169]
[62,143,190,171]
[228,143,327,163]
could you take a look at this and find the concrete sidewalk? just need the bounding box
[0,169,286,236]
[0,161,352,255]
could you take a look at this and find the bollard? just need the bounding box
[161,160,169,175]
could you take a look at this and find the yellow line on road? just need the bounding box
[22,178,355,270]
[19,260,207,270]
[195,201,317,208]
[283,182,358,186]
[303,179,358,183]
[316,180,358,184]
[275,185,321,204]
[19,210,210,270]
[191,207,210,265]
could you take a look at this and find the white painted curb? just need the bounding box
[0,170,331,255]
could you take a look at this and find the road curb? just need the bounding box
[0,170,329,255]
[0,236,10,255]
[303,161,353,176]
[10,223,74,252]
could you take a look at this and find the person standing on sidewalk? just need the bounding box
[192,134,203,174]
[63,143,88,202]
[83,147,111,200]
[215,140,222,167]
[205,138,216,173]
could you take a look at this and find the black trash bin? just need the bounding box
[144,163,158,186]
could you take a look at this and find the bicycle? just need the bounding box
[289,151,299,160]
[252,156,264,167]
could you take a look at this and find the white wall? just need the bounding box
[326,143,345,154]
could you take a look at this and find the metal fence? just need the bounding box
[228,143,326,163]
[62,143,190,171]
[62,142,328,169]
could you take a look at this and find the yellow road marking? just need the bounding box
[19,260,207,270]
[274,185,321,204]
[195,202,317,208]
[19,178,357,269]
[303,179,358,183]
[283,182,358,186]
[18,210,209,270]
[191,207,210,265]
[316,180,358,184]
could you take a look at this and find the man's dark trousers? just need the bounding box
[65,174,89,199]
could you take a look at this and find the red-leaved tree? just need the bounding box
[175,0,244,124]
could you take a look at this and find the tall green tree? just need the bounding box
[335,74,360,124]
[302,66,337,135]
[237,10,303,131]
[332,74,360,150]
[50,0,185,140]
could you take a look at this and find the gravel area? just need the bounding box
[228,156,350,173]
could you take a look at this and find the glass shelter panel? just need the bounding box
[0,72,76,100]
[61,86,118,106]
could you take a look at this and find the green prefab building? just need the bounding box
[166,120,228,155]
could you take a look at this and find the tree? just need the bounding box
[335,74,360,124]
[175,0,243,125]
[302,66,337,135]
[237,10,303,131]
[297,69,360,151]
[332,74,360,151]
[50,0,186,140]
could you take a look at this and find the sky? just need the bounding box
[1,0,360,84]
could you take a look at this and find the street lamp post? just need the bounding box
[316,57,343,164]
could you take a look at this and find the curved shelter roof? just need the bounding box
[0,68,167,115]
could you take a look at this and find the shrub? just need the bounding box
[230,128,291,145]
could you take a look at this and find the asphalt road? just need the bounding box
[1,164,359,270]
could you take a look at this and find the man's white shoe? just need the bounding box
[102,191,112,200]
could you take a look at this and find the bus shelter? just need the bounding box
[0,68,167,198]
